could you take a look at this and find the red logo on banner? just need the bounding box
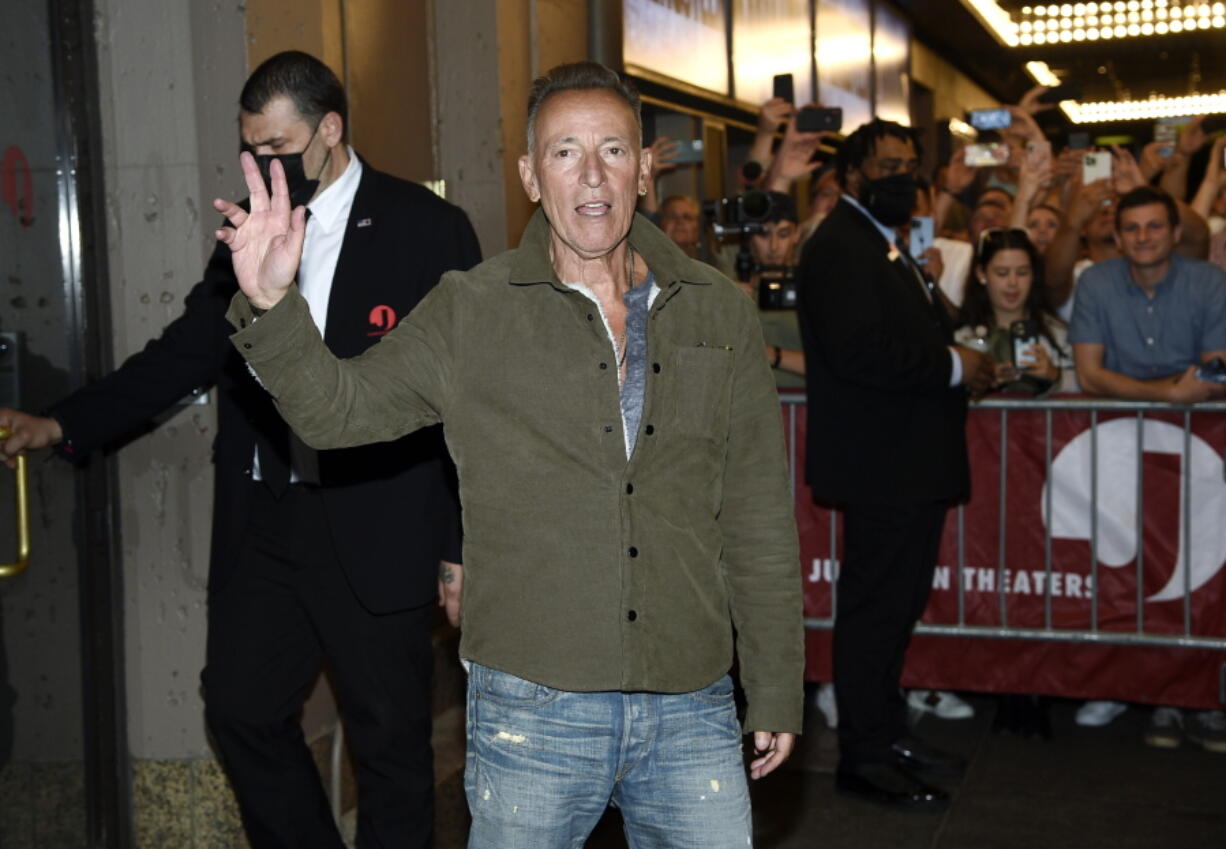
[2,146,34,227]
[367,304,398,337]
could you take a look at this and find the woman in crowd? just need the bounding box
[955,227,1076,395]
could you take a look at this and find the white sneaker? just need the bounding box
[1075,700,1127,727]
[814,682,838,729]
[907,689,975,720]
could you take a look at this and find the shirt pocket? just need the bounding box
[671,346,735,439]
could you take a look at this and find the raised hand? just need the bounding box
[213,152,307,310]
[1110,145,1145,194]
[648,136,680,179]
[757,97,794,134]
[1176,115,1207,158]
[766,109,828,191]
[944,147,976,195]
[1067,177,1113,229]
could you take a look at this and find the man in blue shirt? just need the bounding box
[1069,184,1226,751]
[1071,186,1226,402]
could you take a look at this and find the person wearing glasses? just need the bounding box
[798,118,995,811]
[954,227,1076,395]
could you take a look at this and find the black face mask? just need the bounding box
[245,122,329,206]
[857,172,917,228]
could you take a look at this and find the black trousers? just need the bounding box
[833,500,947,769]
[202,482,435,849]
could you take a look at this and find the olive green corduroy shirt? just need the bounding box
[228,211,804,733]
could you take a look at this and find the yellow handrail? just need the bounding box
[0,426,30,577]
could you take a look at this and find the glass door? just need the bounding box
[1,2,127,847]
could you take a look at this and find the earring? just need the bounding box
[638,186,647,196]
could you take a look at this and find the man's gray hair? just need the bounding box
[526,62,643,154]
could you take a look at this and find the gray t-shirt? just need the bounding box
[1068,254,1226,380]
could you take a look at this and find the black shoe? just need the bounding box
[835,762,950,811]
[891,735,966,779]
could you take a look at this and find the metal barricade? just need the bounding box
[781,396,1226,685]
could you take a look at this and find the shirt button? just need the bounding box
[652,362,661,373]
[644,424,655,435]
[625,483,634,494]
[587,313,595,321]
[1146,337,1154,345]
[628,546,638,557]
[599,362,608,370]
[627,610,637,621]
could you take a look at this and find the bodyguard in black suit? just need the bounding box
[0,52,479,848]
[797,120,993,810]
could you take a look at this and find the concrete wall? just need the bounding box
[91,1,250,844]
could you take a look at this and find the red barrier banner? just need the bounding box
[790,400,1226,710]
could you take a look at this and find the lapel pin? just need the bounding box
[356,217,373,228]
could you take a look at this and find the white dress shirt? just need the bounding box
[298,148,363,336]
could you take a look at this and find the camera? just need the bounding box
[756,267,800,311]
[702,190,776,238]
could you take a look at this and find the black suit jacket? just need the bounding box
[797,198,968,505]
[50,163,481,613]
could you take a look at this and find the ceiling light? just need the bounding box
[1025,60,1063,86]
[956,0,1222,46]
[949,118,977,140]
[1064,93,1226,123]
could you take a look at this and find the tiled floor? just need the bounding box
[585,692,1226,849]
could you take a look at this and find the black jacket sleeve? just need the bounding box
[49,240,237,458]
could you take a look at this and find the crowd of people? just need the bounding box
[638,89,1226,797]
[643,90,1226,405]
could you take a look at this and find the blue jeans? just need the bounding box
[464,663,753,849]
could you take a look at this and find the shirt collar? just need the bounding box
[508,208,711,292]
[841,191,898,245]
[306,146,362,232]
[1123,251,1182,297]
